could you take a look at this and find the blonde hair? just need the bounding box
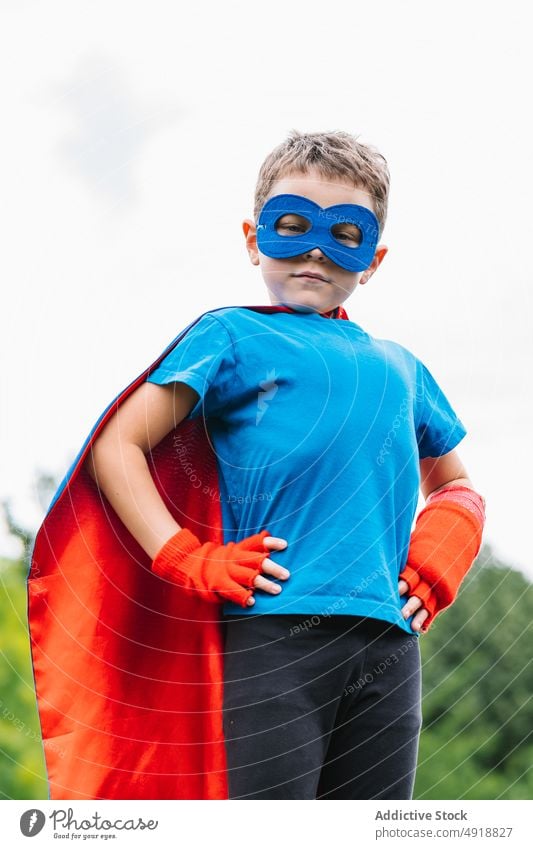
[254,129,390,237]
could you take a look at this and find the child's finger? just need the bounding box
[252,574,284,594]
[401,595,423,619]
[410,608,430,633]
[398,579,410,595]
[261,559,290,580]
[263,536,288,550]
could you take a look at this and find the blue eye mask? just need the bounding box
[256,193,379,272]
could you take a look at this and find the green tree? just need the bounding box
[415,543,533,799]
[0,480,52,799]
[0,560,48,798]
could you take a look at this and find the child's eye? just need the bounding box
[277,223,305,234]
[331,223,362,247]
[274,214,311,237]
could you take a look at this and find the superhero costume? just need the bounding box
[27,299,481,799]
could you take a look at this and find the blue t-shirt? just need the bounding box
[146,306,467,635]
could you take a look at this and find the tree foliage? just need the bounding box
[415,544,533,799]
[0,557,48,800]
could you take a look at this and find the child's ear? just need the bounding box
[242,219,260,266]
[360,244,388,285]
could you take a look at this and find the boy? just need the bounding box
[28,130,485,801]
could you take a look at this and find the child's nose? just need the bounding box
[304,246,327,260]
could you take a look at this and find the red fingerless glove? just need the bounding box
[151,527,271,608]
[397,563,439,624]
[399,485,486,632]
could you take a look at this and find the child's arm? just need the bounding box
[419,449,472,500]
[85,381,199,559]
[84,380,289,602]
[398,448,486,633]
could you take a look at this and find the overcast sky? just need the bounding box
[1,0,531,579]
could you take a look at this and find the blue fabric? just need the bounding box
[146,307,467,635]
[256,193,379,271]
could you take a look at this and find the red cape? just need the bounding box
[27,303,349,800]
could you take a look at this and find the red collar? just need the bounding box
[247,304,349,321]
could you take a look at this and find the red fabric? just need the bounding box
[27,303,349,800]
[399,486,486,632]
[151,526,272,606]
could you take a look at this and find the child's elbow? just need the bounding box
[83,430,119,482]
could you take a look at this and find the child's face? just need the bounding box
[243,167,388,314]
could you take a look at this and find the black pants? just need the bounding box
[222,613,422,800]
